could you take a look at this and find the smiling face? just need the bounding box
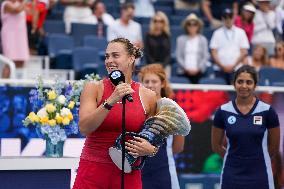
[234,72,256,99]
[105,42,134,75]
[142,73,164,98]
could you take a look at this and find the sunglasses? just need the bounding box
[187,22,198,27]
[153,19,164,23]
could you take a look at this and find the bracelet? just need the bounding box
[102,100,113,110]
[149,146,159,157]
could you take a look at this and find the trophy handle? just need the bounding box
[114,132,149,149]
[125,132,149,140]
[131,156,146,170]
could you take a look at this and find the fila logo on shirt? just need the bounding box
[228,116,236,125]
[253,116,263,125]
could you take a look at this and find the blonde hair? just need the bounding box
[149,11,170,36]
[138,64,174,98]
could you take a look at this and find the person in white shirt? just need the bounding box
[275,0,284,40]
[61,0,96,33]
[92,1,114,26]
[107,2,143,49]
[134,0,155,18]
[252,0,276,55]
[210,8,250,84]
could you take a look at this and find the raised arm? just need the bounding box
[79,81,108,135]
[4,0,26,14]
[79,81,134,135]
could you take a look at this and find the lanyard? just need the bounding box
[223,27,235,41]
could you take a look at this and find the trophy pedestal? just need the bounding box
[109,147,132,173]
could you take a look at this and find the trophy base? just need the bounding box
[109,147,132,173]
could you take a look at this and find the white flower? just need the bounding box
[37,108,48,118]
[57,95,66,105]
[60,107,71,117]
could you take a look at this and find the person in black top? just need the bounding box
[202,0,239,29]
[144,11,171,69]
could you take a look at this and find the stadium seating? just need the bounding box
[170,76,190,84]
[199,77,227,85]
[47,33,74,58]
[44,20,65,34]
[72,47,99,79]
[259,67,284,86]
[71,23,107,46]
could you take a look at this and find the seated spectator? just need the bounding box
[251,0,276,55]
[275,0,284,40]
[107,2,143,48]
[270,42,284,69]
[144,11,171,71]
[210,8,249,84]
[201,0,239,29]
[246,44,269,71]
[92,1,114,26]
[176,13,209,84]
[134,0,155,18]
[234,3,256,43]
[92,1,114,37]
[1,0,30,78]
[61,0,95,33]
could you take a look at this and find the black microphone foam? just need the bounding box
[109,70,133,102]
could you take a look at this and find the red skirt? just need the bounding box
[73,159,142,189]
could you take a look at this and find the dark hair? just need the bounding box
[233,65,258,85]
[121,2,135,10]
[109,37,143,59]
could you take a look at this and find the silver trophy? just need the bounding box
[109,98,191,173]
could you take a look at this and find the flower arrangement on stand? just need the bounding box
[23,74,100,157]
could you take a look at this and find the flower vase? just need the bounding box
[45,138,64,158]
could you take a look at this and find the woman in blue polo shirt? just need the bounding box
[138,64,184,189]
[212,65,280,189]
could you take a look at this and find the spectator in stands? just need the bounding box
[26,0,50,55]
[176,13,209,84]
[1,0,30,78]
[107,2,143,48]
[246,44,269,71]
[275,0,284,40]
[201,0,239,29]
[92,1,114,37]
[144,11,171,72]
[134,0,155,18]
[270,41,284,69]
[92,1,114,26]
[138,63,184,189]
[61,0,95,33]
[210,8,249,84]
[234,3,256,43]
[251,0,276,56]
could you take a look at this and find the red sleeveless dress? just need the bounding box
[73,79,147,189]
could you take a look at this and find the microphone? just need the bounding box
[109,70,133,102]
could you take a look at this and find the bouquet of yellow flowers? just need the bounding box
[23,74,100,145]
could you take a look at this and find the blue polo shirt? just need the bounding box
[213,99,279,189]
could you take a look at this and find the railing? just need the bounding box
[0,78,284,93]
[0,55,16,79]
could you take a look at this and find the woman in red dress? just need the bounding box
[73,37,158,189]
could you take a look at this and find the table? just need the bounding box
[0,156,79,189]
